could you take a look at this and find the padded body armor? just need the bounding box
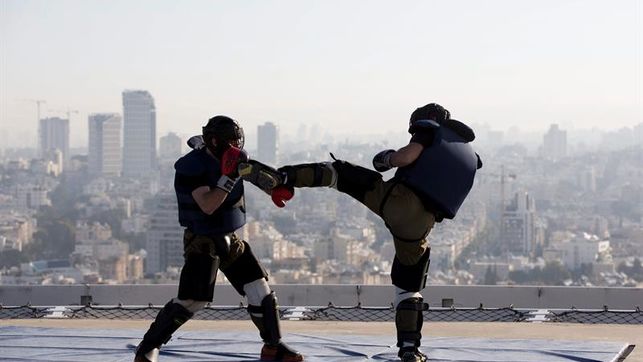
[174,148,246,235]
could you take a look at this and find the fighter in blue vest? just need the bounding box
[272,103,482,362]
[134,116,303,362]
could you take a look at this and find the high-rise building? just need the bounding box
[39,117,69,166]
[145,193,182,274]
[257,122,279,165]
[501,191,536,255]
[122,90,156,177]
[13,184,51,210]
[159,132,182,161]
[542,124,567,160]
[88,113,122,177]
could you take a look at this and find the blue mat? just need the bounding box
[0,326,634,361]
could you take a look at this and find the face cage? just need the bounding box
[228,131,245,150]
[203,122,245,150]
[215,128,245,150]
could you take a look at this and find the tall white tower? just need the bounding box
[145,193,182,274]
[543,124,567,160]
[39,117,69,166]
[122,90,156,177]
[257,122,279,165]
[88,113,122,177]
[501,191,536,255]
[159,132,182,161]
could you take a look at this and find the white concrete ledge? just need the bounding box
[0,284,641,309]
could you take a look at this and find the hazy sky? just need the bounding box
[1,0,641,147]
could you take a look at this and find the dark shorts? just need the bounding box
[177,230,267,301]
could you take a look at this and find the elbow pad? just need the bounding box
[408,119,440,135]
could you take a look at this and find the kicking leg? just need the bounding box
[239,160,286,194]
[279,161,338,189]
[279,159,392,215]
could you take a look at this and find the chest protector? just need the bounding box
[395,120,478,219]
[174,148,246,235]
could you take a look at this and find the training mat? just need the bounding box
[0,326,635,361]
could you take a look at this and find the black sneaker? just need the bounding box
[398,346,427,362]
[260,341,304,361]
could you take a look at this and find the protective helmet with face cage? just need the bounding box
[202,115,245,156]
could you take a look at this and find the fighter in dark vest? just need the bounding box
[134,116,303,362]
[262,103,482,362]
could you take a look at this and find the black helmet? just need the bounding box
[202,115,245,156]
[410,103,451,125]
[202,115,244,147]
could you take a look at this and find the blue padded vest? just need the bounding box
[395,121,479,219]
[174,148,246,235]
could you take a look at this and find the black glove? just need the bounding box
[373,149,395,172]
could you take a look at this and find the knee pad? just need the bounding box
[395,297,427,348]
[243,278,271,306]
[391,248,431,292]
[173,298,209,314]
[394,287,422,309]
[332,159,382,201]
[247,291,282,344]
[177,253,220,301]
[221,241,268,295]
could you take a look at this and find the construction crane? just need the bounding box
[19,99,47,122]
[48,108,79,121]
[479,164,517,215]
[18,99,47,148]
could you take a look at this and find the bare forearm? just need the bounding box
[192,186,229,214]
[390,143,423,167]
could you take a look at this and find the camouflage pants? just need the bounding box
[289,161,434,266]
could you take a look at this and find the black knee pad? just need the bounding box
[391,248,431,292]
[139,300,194,353]
[221,241,268,295]
[395,297,427,348]
[178,252,220,301]
[247,291,281,344]
[332,160,382,201]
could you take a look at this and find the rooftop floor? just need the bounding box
[1,284,641,360]
[1,319,639,361]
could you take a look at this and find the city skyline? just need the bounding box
[1,0,641,148]
[1,90,641,153]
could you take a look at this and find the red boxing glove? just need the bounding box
[271,186,295,208]
[221,146,249,176]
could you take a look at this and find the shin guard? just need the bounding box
[279,163,335,188]
[247,291,281,345]
[395,297,428,348]
[137,300,194,356]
